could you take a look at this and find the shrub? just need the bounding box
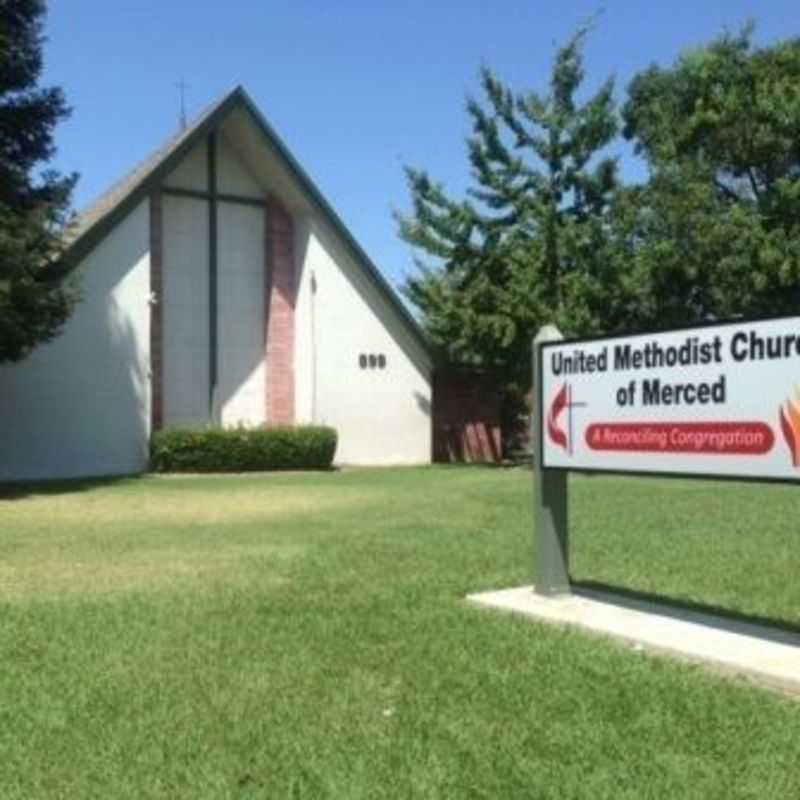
[150,425,338,473]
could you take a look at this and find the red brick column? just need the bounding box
[150,190,164,431]
[265,197,295,424]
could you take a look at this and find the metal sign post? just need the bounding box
[532,325,570,596]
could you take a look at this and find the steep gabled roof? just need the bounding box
[61,86,429,355]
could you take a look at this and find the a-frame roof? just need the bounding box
[62,86,429,355]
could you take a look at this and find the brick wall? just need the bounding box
[265,197,295,424]
[432,369,503,463]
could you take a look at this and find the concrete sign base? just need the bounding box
[467,585,800,695]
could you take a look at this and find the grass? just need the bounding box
[1,467,800,798]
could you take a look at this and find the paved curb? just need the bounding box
[467,585,800,695]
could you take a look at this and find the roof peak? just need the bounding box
[59,86,429,356]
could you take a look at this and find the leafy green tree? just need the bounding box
[0,0,77,363]
[620,28,800,324]
[397,28,619,386]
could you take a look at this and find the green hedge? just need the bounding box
[150,425,338,473]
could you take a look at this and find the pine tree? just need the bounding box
[0,0,77,363]
[396,29,619,385]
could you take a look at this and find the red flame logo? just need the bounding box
[547,384,569,451]
[779,390,800,466]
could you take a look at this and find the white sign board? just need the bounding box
[539,317,800,481]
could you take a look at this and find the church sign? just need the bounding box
[539,316,800,482]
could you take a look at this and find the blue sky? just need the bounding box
[43,1,796,291]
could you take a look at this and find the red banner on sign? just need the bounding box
[584,422,774,455]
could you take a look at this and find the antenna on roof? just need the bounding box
[176,79,189,131]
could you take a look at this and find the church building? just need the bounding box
[0,87,433,481]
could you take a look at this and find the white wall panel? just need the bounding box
[218,202,266,426]
[0,202,151,480]
[294,218,432,464]
[218,135,263,198]
[163,140,207,191]
[161,195,210,425]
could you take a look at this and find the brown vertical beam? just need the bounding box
[264,196,296,424]
[207,133,219,422]
[149,189,164,432]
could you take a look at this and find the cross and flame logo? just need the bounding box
[779,389,800,467]
[547,383,586,455]
[547,384,570,451]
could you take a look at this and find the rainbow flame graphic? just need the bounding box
[779,389,800,467]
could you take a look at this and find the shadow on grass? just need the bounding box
[573,578,800,644]
[432,460,529,470]
[1,468,344,500]
[0,473,143,502]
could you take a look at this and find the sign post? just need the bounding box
[532,325,570,596]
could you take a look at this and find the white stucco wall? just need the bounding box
[161,195,210,425]
[294,217,432,464]
[0,201,151,481]
[218,202,266,426]
[164,139,207,192]
[218,135,263,198]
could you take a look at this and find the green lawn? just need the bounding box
[1,467,799,798]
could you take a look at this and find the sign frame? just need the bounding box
[537,313,800,487]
